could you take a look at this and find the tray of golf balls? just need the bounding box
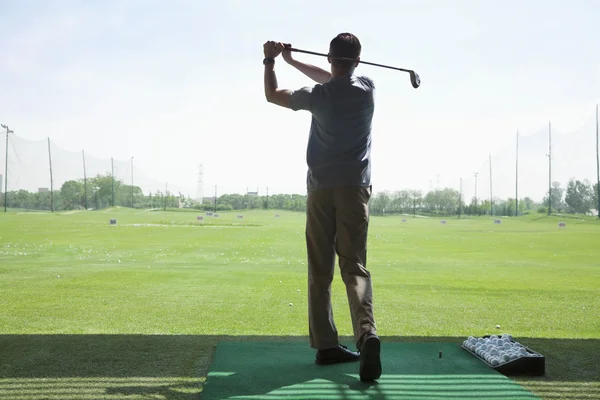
[462,334,545,375]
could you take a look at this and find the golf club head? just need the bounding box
[410,71,421,89]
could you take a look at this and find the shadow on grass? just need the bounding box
[0,335,598,399]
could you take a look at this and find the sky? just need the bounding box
[1,0,599,201]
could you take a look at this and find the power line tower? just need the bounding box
[196,164,204,203]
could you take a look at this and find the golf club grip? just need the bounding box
[287,47,413,74]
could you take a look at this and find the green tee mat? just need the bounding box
[201,342,538,399]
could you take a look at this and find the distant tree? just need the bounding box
[422,188,460,215]
[88,174,120,208]
[369,191,392,215]
[423,190,441,214]
[543,181,565,212]
[468,197,479,215]
[565,178,593,214]
[593,182,599,213]
[521,197,535,211]
[389,189,413,213]
[479,199,491,215]
[411,190,423,215]
[60,180,84,210]
[439,188,460,215]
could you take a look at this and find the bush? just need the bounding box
[537,207,547,214]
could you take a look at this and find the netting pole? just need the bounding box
[515,131,519,217]
[111,157,115,207]
[596,104,600,218]
[82,150,88,210]
[459,177,462,219]
[48,137,54,212]
[548,121,552,216]
[489,153,493,216]
[1,125,10,212]
[164,182,168,211]
[131,157,134,209]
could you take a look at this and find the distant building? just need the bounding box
[247,191,258,196]
[38,188,49,193]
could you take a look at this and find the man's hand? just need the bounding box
[263,41,284,59]
[282,44,294,64]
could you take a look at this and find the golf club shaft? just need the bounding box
[287,47,413,74]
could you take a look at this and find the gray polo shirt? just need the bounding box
[289,73,375,192]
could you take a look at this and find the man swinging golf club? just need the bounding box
[262,32,381,382]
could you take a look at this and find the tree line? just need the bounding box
[368,179,598,216]
[1,173,598,216]
[0,174,180,211]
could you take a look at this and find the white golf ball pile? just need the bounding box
[463,334,536,366]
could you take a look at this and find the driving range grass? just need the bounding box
[0,208,599,399]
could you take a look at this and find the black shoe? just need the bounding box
[315,344,360,365]
[359,334,381,381]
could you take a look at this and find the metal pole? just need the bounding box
[516,131,519,217]
[596,104,599,219]
[131,157,134,208]
[48,138,54,212]
[548,121,552,216]
[82,150,88,210]
[164,182,168,211]
[111,157,115,207]
[473,172,478,214]
[489,153,493,216]
[1,125,10,212]
[459,177,462,219]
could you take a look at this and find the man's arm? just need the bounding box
[283,49,331,84]
[264,61,292,108]
[262,41,314,111]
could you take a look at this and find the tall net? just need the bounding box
[366,109,599,216]
[1,107,598,214]
[0,134,194,211]
[465,114,598,209]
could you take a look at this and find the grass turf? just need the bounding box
[0,208,599,399]
[201,342,538,399]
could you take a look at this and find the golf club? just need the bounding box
[284,44,420,89]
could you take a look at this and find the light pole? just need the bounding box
[1,124,12,212]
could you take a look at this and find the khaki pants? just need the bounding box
[306,185,377,350]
